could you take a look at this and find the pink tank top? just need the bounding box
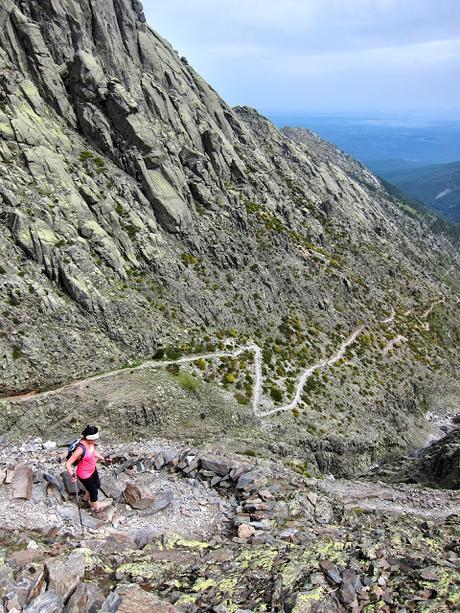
[76,444,97,479]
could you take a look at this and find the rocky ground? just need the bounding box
[0,0,459,611]
[0,437,458,612]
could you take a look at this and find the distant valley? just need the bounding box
[270,114,460,223]
[372,160,460,223]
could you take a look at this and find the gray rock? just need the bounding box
[43,474,67,501]
[12,463,33,499]
[319,559,342,585]
[64,581,105,613]
[124,482,156,510]
[140,491,173,515]
[100,473,125,500]
[45,552,85,601]
[200,457,231,477]
[57,505,104,530]
[23,591,64,613]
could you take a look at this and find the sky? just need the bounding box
[142,0,460,117]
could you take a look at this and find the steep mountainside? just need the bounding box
[378,160,460,223]
[0,0,459,476]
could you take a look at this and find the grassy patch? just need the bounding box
[176,371,200,392]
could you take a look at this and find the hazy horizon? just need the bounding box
[143,0,460,118]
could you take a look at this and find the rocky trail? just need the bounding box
[315,475,460,520]
[0,437,459,612]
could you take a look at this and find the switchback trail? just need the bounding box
[1,296,456,421]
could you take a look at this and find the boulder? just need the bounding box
[26,569,47,604]
[141,491,173,515]
[200,457,231,477]
[100,473,125,499]
[23,591,63,612]
[319,559,342,585]
[124,482,156,510]
[60,470,77,495]
[12,463,33,499]
[64,582,105,613]
[45,552,85,600]
[236,472,265,492]
[238,524,256,540]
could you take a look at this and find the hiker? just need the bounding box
[65,425,109,513]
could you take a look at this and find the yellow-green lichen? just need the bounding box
[292,587,325,611]
[192,578,215,592]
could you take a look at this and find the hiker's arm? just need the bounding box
[65,448,82,479]
[95,450,105,461]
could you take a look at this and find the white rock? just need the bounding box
[42,441,57,450]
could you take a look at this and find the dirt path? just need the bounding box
[422,297,445,320]
[2,297,456,422]
[256,327,364,418]
[379,306,395,324]
[382,334,408,355]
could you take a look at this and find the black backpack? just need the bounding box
[66,439,86,466]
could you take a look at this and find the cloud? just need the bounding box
[142,0,460,113]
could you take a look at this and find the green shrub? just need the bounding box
[196,358,206,370]
[270,386,283,402]
[126,224,139,238]
[166,363,180,375]
[79,150,93,162]
[235,392,249,405]
[165,347,182,359]
[12,345,22,359]
[181,253,198,266]
[176,371,200,392]
[0,264,6,274]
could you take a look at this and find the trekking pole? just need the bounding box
[74,476,85,538]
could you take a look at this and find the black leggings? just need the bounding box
[78,469,100,502]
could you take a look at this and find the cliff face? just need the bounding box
[0,0,459,469]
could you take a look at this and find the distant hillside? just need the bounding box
[377,161,460,223]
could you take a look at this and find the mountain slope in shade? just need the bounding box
[371,160,460,223]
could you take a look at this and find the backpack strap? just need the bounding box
[77,442,86,460]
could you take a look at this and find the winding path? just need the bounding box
[1,296,457,421]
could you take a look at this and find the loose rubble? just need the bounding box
[0,437,458,611]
